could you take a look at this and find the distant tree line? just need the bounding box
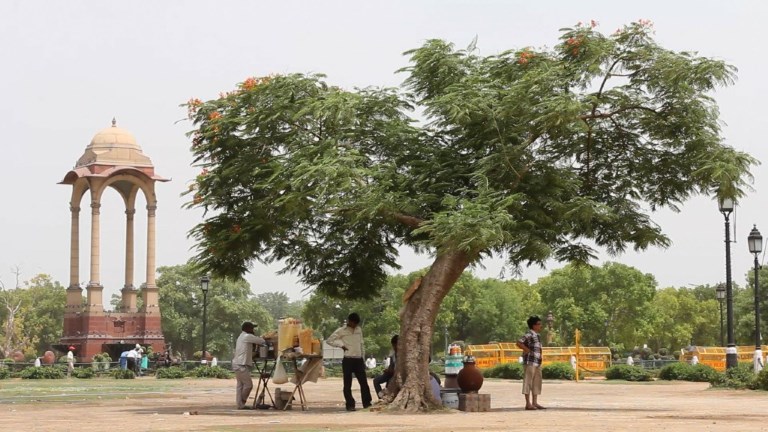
[0,261,765,361]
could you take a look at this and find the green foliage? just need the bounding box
[185,24,754,302]
[0,274,66,357]
[20,366,65,379]
[658,363,719,382]
[188,366,233,379]
[155,262,272,360]
[754,368,768,390]
[366,365,385,379]
[483,362,524,379]
[0,366,10,380]
[605,365,653,381]
[710,363,757,389]
[541,362,574,380]
[73,367,95,379]
[110,369,136,379]
[647,286,720,352]
[537,263,656,347]
[155,366,187,379]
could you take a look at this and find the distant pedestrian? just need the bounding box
[66,346,75,377]
[516,315,545,410]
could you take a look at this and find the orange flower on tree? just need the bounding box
[518,50,535,65]
[209,111,222,121]
[232,224,241,234]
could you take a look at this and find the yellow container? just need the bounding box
[311,339,321,355]
[278,318,303,352]
[299,329,313,354]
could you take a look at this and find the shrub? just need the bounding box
[711,363,757,389]
[483,362,524,379]
[541,362,574,380]
[660,363,719,382]
[754,367,768,390]
[659,362,693,381]
[156,366,186,379]
[189,366,233,379]
[73,367,95,379]
[0,366,10,379]
[366,365,385,379]
[605,365,653,381]
[111,369,136,379]
[20,366,65,379]
[323,364,342,378]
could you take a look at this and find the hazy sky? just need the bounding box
[1,1,766,304]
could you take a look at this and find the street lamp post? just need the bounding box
[200,275,210,365]
[719,197,738,369]
[546,311,554,346]
[716,283,726,347]
[444,325,449,356]
[748,225,763,373]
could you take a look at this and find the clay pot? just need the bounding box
[456,357,484,393]
[11,350,24,362]
[42,350,56,365]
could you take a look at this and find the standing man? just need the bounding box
[232,321,265,410]
[66,346,75,377]
[516,315,545,410]
[326,313,372,411]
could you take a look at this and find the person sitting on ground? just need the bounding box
[374,335,398,399]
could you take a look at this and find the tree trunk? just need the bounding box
[386,250,471,412]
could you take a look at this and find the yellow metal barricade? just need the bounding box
[497,342,522,364]
[464,344,502,368]
[680,345,768,372]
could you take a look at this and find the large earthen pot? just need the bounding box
[456,356,484,393]
[11,350,25,362]
[42,350,56,365]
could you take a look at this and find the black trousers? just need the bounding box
[342,357,372,409]
[373,371,393,396]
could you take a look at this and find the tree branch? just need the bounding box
[391,212,424,228]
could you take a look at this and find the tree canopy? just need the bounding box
[186,21,754,299]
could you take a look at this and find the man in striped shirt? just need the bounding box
[326,312,372,411]
[516,315,545,410]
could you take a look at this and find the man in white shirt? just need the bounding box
[66,347,75,377]
[326,312,372,411]
[232,321,265,410]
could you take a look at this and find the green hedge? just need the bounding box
[20,366,65,379]
[73,367,95,379]
[542,362,575,380]
[156,366,187,379]
[710,363,757,389]
[605,365,653,381]
[659,363,719,382]
[0,367,10,380]
[483,362,524,379]
[188,366,233,379]
[110,369,136,379]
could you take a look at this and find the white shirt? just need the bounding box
[326,325,365,358]
[67,351,74,362]
[232,331,265,367]
[430,376,442,402]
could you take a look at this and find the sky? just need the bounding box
[1,0,766,304]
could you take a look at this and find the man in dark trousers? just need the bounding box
[373,334,398,398]
[326,312,372,411]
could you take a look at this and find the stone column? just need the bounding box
[121,208,137,312]
[68,205,81,289]
[65,205,83,336]
[87,201,103,311]
[143,204,159,311]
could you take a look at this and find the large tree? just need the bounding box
[185,21,755,410]
[156,263,272,359]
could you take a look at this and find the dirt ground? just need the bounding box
[2,377,768,432]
